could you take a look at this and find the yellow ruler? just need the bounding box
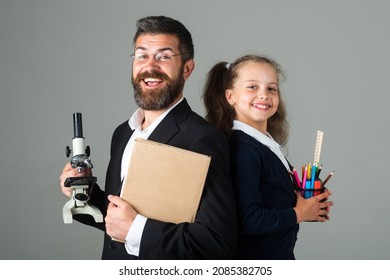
[313,130,324,166]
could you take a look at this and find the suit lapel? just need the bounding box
[111,99,191,195]
[110,124,133,196]
[148,98,191,144]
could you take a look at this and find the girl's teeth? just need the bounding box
[253,104,269,109]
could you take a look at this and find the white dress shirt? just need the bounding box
[120,97,184,256]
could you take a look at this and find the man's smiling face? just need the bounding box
[131,34,186,110]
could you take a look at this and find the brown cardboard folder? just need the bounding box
[121,138,211,224]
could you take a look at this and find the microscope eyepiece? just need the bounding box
[73,112,83,138]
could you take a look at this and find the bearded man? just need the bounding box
[59,16,237,260]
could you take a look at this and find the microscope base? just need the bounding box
[63,199,104,224]
[62,185,103,224]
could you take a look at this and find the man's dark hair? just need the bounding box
[133,16,194,61]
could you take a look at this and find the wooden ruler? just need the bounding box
[313,130,324,166]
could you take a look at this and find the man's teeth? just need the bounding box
[144,78,161,82]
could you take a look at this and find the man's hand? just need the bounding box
[105,195,138,241]
[59,162,92,198]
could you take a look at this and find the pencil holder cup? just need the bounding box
[295,179,325,199]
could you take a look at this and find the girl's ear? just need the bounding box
[225,89,235,105]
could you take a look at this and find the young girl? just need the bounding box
[202,54,333,260]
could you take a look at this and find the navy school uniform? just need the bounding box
[229,129,298,260]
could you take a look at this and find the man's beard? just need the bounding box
[132,68,185,110]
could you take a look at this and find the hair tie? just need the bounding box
[225,62,231,70]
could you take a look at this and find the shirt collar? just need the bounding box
[232,120,290,171]
[232,120,279,149]
[128,97,184,131]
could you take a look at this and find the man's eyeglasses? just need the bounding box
[130,52,188,63]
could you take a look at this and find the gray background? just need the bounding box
[1,0,389,260]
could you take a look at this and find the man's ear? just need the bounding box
[183,60,194,80]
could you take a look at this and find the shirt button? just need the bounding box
[109,242,117,250]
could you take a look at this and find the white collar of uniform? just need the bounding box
[128,97,184,132]
[232,120,290,170]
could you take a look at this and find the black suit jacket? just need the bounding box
[75,99,237,259]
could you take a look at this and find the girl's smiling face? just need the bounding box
[226,61,280,134]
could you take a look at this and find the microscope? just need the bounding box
[62,112,103,224]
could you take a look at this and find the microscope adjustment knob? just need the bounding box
[86,146,91,157]
[65,146,71,157]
